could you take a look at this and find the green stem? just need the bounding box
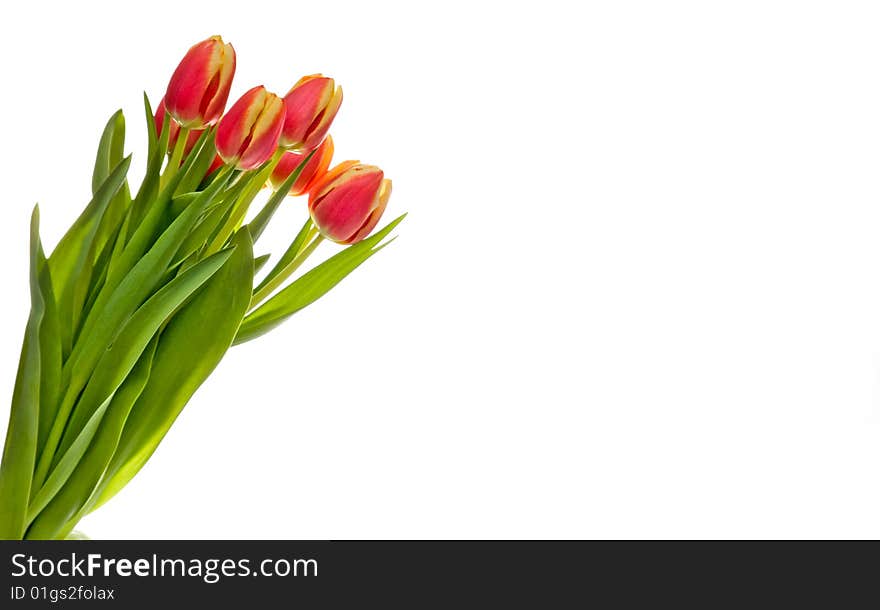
[250,149,316,244]
[249,234,323,309]
[160,126,190,190]
[206,150,285,254]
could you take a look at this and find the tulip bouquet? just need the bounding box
[0,36,402,539]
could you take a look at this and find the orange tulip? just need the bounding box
[269,136,334,196]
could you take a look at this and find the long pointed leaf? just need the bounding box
[92,110,126,195]
[143,93,158,164]
[174,129,217,196]
[56,247,235,458]
[206,161,276,253]
[25,394,115,534]
[91,228,254,511]
[50,157,131,356]
[248,150,314,243]
[254,253,271,275]
[234,214,405,345]
[253,218,313,297]
[39,338,158,540]
[34,175,230,489]
[0,207,45,539]
[35,242,61,459]
[126,109,170,239]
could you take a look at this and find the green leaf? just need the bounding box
[252,218,313,299]
[92,110,126,195]
[25,394,114,536]
[82,207,133,318]
[31,251,230,528]
[206,160,276,253]
[254,253,271,275]
[35,243,62,460]
[91,182,131,270]
[29,338,158,539]
[169,192,202,218]
[108,166,231,299]
[107,189,173,291]
[127,109,170,236]
[174,129,218,196]
[72,186,132,345]
[83,168,232,356]
[0,207,45,539]
[142,93,158,165]
[56,247,235,459]
[84,111,132,315]
[33,175,230,489]
[234,214,406,345]
[87,110,131,280]
[248,150,315,243]
[78,203,125,322]
[172,175,248,269]
[50,157,132,357]
[91,228,254,512]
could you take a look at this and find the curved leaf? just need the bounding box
[34,178,231,489]
[252,218,313,299]
[248,150,314,243]
[254,253,271,275]
[25,338,158,539]
[235,214,405,345]
[50,156,131,357]
[36,243,61,460]
[25,394,114,535]
[91,228,254,511]
[92,110,126,195]
[56,248,235,458]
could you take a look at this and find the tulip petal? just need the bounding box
[238,93,285,170]
[347,179,391,244]
[201,42,236,126]
[303,86,342,151]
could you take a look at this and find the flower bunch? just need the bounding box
[0,36,403,539]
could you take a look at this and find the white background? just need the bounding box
[1,1,879,539]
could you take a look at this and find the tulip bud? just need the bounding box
[308,163,391,245]
[154,97,202,155]
[165,36,236,129]
[269,135,334,196]
[280,75,342,152]
[215,86,286,170]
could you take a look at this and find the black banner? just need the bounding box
[0,540,874,606]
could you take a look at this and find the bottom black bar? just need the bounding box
[0,540,873,606]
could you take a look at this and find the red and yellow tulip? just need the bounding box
[308,163,391,244]
[280,75,342,152]
[0,35,404,540]
[165,36,236,129]
[215,86,285,170]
